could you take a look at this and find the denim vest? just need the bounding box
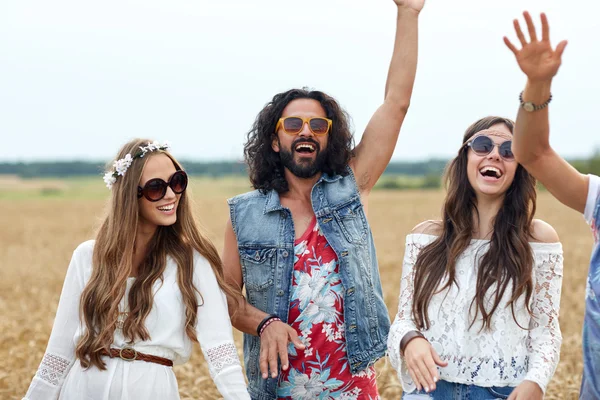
[228,168,390,400]
[581,191,600,399]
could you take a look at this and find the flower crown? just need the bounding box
[103,141,171,189]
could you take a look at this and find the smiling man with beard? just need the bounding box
[277,127,327,179]
[222,1,425,398]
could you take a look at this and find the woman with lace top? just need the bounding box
[23,139,250,400]
[388,117,563,400]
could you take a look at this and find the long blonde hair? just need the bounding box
[76,138,240,369]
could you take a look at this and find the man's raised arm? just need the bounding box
[350,0,424,194]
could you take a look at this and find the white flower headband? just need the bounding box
[103,140,171,189]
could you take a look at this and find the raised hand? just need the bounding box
[504,12,567,82]
[393,0,425,13]
[259,321,305,379]
[403,337,448,393]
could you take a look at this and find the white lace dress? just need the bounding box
[23,240,250,400]
[388,233,563,394]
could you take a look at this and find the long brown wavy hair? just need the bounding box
[412,117,537,331]
[76,138,241,369]
[244,88,355,193]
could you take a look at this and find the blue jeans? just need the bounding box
[402,380,515,400]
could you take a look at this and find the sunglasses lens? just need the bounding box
[143,179,167,201]
[283,117,303,134]
[471,136,493,155]
[170,171,188,194]
[500,141,514,160]
[310,118,329,135]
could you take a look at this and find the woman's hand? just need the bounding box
[507,380,543,400]
[403,337,448,393]
[504,12,567,83]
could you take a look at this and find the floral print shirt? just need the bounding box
[276,217,379,400]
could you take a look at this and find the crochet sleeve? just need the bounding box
[523,244,564,393]
[194,254,250,400]
[388,234,432,393]
[23,242,91,399]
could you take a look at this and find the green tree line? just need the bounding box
[571,151,600,175]
[2,155,599,190]
[0,159,449,178]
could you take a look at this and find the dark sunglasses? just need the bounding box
[275,116,332,136]
[466,135,514,161]
[137,170,188,202]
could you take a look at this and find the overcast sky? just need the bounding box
[1,0,598,162]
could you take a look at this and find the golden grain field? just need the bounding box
[1,178,593,400]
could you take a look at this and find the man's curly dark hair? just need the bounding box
[244,88,355,193]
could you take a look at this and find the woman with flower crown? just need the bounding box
[23,139,250,399]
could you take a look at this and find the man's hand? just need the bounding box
[393,0,425,13]
[504,12,567,83]
[259,321,305,379]
[403,337,448,393]
[507,380,543,400]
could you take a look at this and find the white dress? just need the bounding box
[388,233,563,394]
[23,240,250,400]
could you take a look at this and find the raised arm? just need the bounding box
[350,0,424,194]
[504,12,588,213]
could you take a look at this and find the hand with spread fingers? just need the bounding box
[403,337,448,393]
[258,321,305,379]
[393,0,425,13]
[504,12,568,83]
[507,380,543,400]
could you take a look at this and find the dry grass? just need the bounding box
[1,180,592,399]
[0,175,68,191]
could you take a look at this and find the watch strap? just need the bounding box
[519,91,552,112]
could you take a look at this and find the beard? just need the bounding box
[279,139,327,179]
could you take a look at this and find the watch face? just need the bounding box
[523,102,535,112]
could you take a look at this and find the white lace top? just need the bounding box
[388,233,563,394]
[23,240,250,400]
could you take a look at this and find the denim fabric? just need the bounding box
[402,380,514,400]
[228,168,390,400]
[582,194,600,399]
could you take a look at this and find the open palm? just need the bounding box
[504,12,567,82]
[393,0,425,13]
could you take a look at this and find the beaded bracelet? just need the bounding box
[259,317,281,336]
[257,314,280,337]
[519,90,552,112]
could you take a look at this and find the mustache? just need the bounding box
[291,138,320,152]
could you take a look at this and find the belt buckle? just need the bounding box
[119,346,137,361]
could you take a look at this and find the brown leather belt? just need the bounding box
[100,347,173,367]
